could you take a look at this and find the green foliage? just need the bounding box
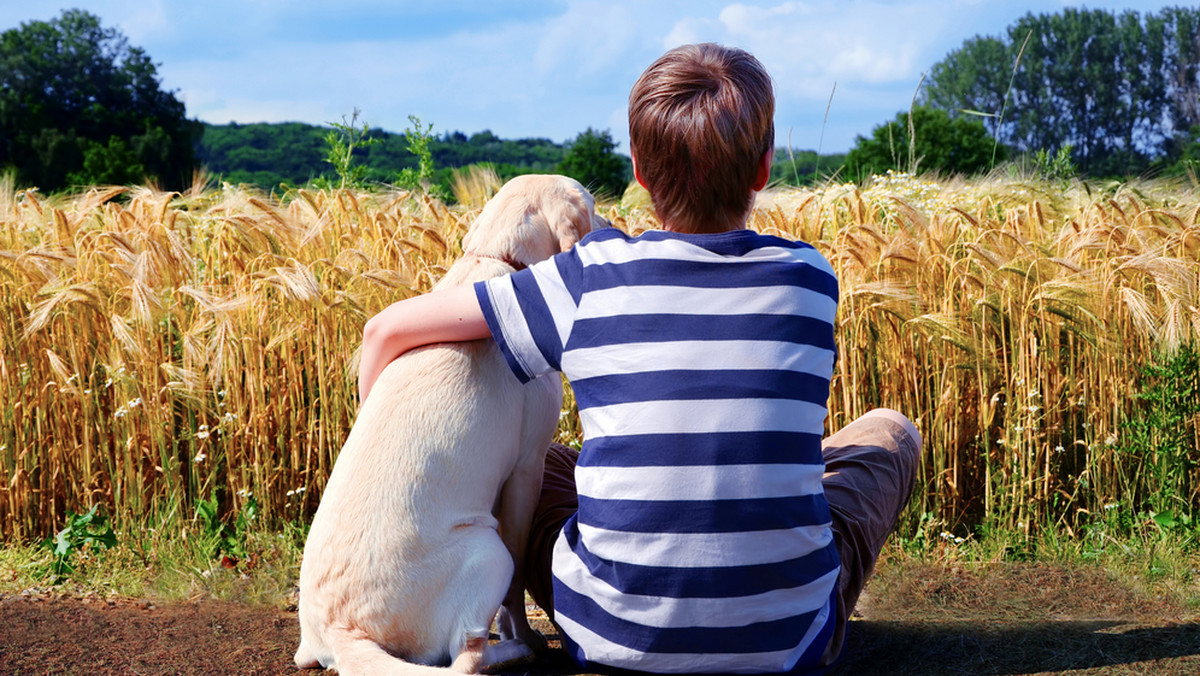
[198,122,581,196]
[0,9,199,191]
[1157,125,1200,179]
[769,148,848,186]
[556,127,631,199]
[921,6,1200,178]
[843,106,1003,180]
[1117,343,1200,521]
[67,136,145,186]
[1032,144,1077,183]
[195,493,259,565]
[395,115,440,196]
[319,109,380,190]
[197,122,327,188]
[41,505,117,582]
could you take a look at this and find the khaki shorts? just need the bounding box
[524,408,921,667]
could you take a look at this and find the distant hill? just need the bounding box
[196,121,845,193]
[196,122,577,192]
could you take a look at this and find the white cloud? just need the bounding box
[534,1,638,77]
[710,2,949,91]
[663,16,722,48]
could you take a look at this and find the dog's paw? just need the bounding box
[481,639,535,673]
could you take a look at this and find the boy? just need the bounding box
[359,43,920,674]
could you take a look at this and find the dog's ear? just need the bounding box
[549,177,599,252]
[464,175,600,263]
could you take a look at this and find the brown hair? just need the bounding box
[628,43,775,233]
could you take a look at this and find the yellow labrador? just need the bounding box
[295,175,603,674]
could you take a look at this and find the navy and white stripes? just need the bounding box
[475,227,840,674]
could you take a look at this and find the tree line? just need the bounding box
[4,8,1200,196]
[198,121,589,193]
[852,6,1200,179]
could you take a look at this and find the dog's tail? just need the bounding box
[311,630,490,675]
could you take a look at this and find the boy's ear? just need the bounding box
[753,148,773,192]
[632,151,648,190]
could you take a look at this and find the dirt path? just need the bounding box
[2,562,1197,675]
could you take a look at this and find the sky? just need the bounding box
[0,1,1184,154]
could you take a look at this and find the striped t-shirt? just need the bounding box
[474,227,841,674]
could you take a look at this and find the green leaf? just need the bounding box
[1151,510,1178,529]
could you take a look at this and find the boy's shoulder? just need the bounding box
[578,226,818,255]
[567,228,835,288]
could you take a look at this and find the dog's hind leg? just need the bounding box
[491,384,557,654]
[435,527,530,672]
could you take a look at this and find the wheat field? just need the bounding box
[1,169,1198,541]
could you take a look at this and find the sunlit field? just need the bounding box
[2,169,1197,550]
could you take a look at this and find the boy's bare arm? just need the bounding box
[358,284,490,403]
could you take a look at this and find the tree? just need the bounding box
[0,9,200,191]
[843,106,1003,180]
[556,128,630,199]
[920,7,1200,177]
[921,35,1011,140]
[1162,7,1200,150]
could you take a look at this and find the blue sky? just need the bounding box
[0,1,1183,154]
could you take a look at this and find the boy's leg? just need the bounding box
[525,442,580,619]
[819,408,921,666]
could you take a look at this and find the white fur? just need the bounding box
[295,176,604,674]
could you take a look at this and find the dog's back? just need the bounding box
[295,176,600,674]
[296,257,560,670]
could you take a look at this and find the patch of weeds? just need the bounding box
[892,510,978,562]
[1032,143,1076,185]
[0,540,52,593]
[395,114,443,199]
[1116,343,1199,525]
[195,492,259,569]
[315,108,380,189]
[40,504,118,583]
[165,515,306,607]
[894,510,938,556]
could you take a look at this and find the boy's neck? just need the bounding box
[662,212,751,235]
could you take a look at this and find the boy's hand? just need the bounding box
[358,284,490,403]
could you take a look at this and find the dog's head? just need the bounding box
[461,175,606,267]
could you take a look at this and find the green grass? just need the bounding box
[3,508,1196,621]
[0,510,304,608]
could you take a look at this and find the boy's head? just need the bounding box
[628,43,774,234]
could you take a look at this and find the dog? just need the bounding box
[295,175,603,674]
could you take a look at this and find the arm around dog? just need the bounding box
[359,284,491,403]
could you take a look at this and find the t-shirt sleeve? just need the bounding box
[473,248,584,383]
